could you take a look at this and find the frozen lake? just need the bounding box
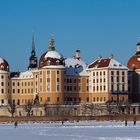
[1,121,140,140]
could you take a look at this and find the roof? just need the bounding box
[65,57,88,76]
[127,55,140,70]
[11,71,33,79]
[88,57,127,69]
[44,50,63,60]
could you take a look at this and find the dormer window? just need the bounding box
[56,60,60,65]
[1,65,4,70]
[47,60,51,65]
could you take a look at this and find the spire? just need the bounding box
[48,35,55,51]
[32,33,35,52]
[28,34,38,70]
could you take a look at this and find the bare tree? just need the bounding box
[8,103,16,117]
[25,102,33,116]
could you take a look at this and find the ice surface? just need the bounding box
[0,121,140,140]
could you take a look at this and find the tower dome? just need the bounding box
[128,42,140,70]
[39,37,64,68]
[0,57,9,72]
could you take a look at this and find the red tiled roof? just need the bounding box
[88,58,111,68]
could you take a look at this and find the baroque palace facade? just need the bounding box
[0,36,129,106]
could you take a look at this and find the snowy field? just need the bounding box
[1,121,140,140]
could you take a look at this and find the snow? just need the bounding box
[0,121,140,140]
[137,58,140,62]
[42,65,65,69]
[45,51,63,60]
[109,58,127,69]
[65,58,88,76]
[0,70,8,74]
[0,57,4,63]
[12,71,33,79]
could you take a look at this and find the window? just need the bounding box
[57,85,60,91]
[74,79,77,83]
[40,78,42,83]
[18,89,20,94]
[1,82,4,86]
[122,71,125,75]
[57,78,60,83]
[122,77,125,82]
[100,97,102,101]
[111,84,114,91]
[103,71,106,75]
[122,84,125,91]
[87,97,89,102]
[47,97,50,102]
[117,76,119,82]
[17,100,20,105]
[47,78,50,83]
[93,86,95,91]
[13,89,15,94]
[17,82,20,86]
[97,86,99,91]
[87,86,89,91]
[40,71,42,75]
[57,71,59,74]
[100,72,102,76]
[13,82,15,86]
[1,99,4,104]
[96,72,98,76]
[104,86,106,91]
[74,86,77,91]
[1,75,4,79]
[117,71,119,75]
[1,89,4,94]
[93,72,95,76]
[93,79,95,83]
[100,86,102,91]
[111,71,114,75]
[47,71,50,74]
[57,97,60,102]
[100,79,102,82]
[111,77,114,82]
[93,97,95,102]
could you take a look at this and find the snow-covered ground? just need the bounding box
[0,121,140,140]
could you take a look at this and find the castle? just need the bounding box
[0,35,130,107]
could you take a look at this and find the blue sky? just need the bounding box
[0,0,140,71]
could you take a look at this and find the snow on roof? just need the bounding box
[42,65,65,69]
[12,71,33,79]
[45,50,63,60]
[109,58,128,69]
[0,70,8,74]
[65,58,88,76]
[88,57,127,69]
[0,58,4,63]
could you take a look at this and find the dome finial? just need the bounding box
[48,34,55,51]
[75,49,81,60]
